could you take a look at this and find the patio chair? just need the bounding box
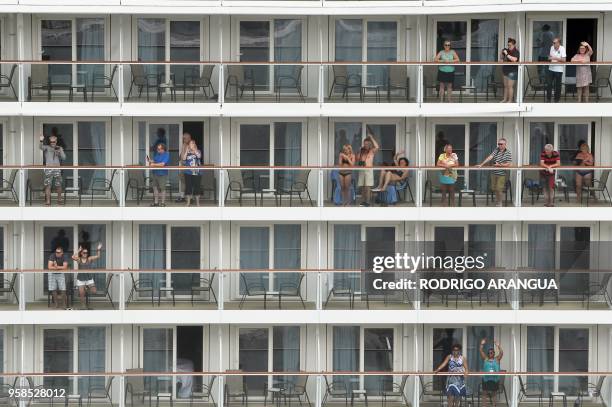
[0,169,18,203]
[324,277,356,309]
[224,375,247,406]
[582,273,612,309]
[322,376,348,407]
[125,368,152,407]
[0,64,18,100]
[485,66,504,101]
[328,65,362,100]
[486,177,512,206]
[239,273,271,309]
[225,65,256,101]
[0,273,19,306]
[577,376,606,406]
[281,375,310,407]
[84,273,115,309]
[275,65,304,102]
[522,172,543,205]
[381,375,409,407]
[524,65,547,100]
[28,64,50,101]
[26,169,45,206]
[127,65,159,102]
[190,273,217,306]
[91,64,118,102]
[125,169,149,205]
[592,65,612,101]
[186,65,216,101]
[418,376,443,403]
[225,170,256,206]
[189,376,216,407]
[275,169,313,207]
[386,65,410,102]
[518,376,543,407]
[583,169,612,206]
[200,171,217,202]
[278,273,306,309]
[87,376,114,407]
[126,272,155,307]
[0,380,16,407]
[422,67,439,100]
[90,169,118,205]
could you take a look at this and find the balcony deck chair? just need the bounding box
[0,64,18,100]
[0,169,18,203]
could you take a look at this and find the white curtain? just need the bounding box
[333,326,359,391]
[273,225,301,290]
[240,227,269,293]
[143,328,173,393]
[139,224,167,294]
[526,326,554,396]
[76,18,105,87]
[333,225,361,291]
[78,327,105,395]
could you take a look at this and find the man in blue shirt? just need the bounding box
[147,143,170,206]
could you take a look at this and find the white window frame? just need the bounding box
[328,119,403,166]
[36,222,110,300]
[231,325,306,393]
[34,16,111,92]
[430,16,503,90]
[232,119,307,193]
[232,17,306,94]
[425,223,502,264]
[520,325,593,394]
[232,222,306,300]
[327,325,399,395]
[134,222,208,299]
[327,223,400,291]
[138,325,210,398]
[330,17,402,89]
[36,325,111,391]
[526,14,603,62]
[34,117,112,196]
[131,17,208,91]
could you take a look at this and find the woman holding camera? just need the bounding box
[571,41,593,102]
[500,38,520,103]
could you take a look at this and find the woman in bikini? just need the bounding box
[372,150,409,192]
[574,141,594,204]
[338,144,355,205]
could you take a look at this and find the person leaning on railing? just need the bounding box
[434,40,460,103]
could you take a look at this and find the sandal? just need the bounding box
[150,203,159,207]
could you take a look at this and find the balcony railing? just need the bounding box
[4,265,611,311]
[2,61,611,104]
[0,372,609,407]
[2,165,612,208]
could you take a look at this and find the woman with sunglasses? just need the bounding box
[434,343,469,407]
[71,243,103,310]
[434,40,460,102]
[479,338,503,407]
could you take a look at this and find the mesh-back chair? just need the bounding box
[328,65,361,100]
[381,375,409,407]
[127,65,159,101]
[485,66,504,101]
[278,273,306,309]
[524,65,547,100]
[26,170,46,206]
[283,375,311,407]
[225,170,256,206]
[189,376,216,407]
[423,67,439,100]
[0,64,18,100]
[386,65,410,102]
[190,273,217,306]
[592,65,612,101]
[126,272,155,307]
[224,375,247,406]
[582,273,612,309]
[583,169,612,206]
[200,171,217,202]
[0,169,18,203]
[84,273,115,309]
[125,368,152,407]
[28,64,50,101]
[125,169,149,206]
[275,65,304,102]
[91,65,118,102]
[577,376,605,406]
[418,376,443,402]
[322,376,348,407]
[90,169,118,205]
[518,376,543,407]
[275,169,313,207]
[0,273,18,306]
[225,65,256,101]
[239,273,269,309]
[87,376,114,407]
[186,65,216,101]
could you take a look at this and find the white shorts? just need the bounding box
[357,169,374,187]
[76,279,95,287]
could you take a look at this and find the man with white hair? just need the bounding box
[539,144,560,207]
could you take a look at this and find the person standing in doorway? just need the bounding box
[176,131,192,203]
[39,134,66,206]
[547,37,566,103]
[500,38,520,103]
[435,40,460,103]
[571,41,593,102]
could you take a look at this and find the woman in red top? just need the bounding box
[539,144,561,207]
